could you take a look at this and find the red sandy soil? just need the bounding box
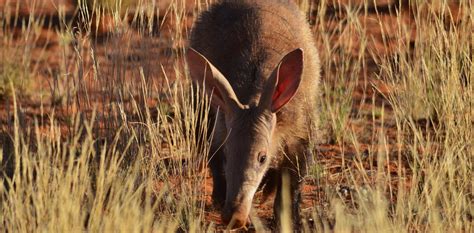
[0,0,465,231]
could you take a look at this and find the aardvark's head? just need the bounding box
[187,48,303,229]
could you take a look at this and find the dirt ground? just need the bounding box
[0,0,467,231]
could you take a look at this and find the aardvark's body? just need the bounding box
[186,0,320,229]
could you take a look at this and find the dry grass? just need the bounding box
[1,0,472,232]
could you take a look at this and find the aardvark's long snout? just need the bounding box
[221,183,258,229]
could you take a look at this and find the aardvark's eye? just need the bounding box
[257,151,267,164]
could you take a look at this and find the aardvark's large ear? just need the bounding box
[186,48,243,113]
[260,48,304,113]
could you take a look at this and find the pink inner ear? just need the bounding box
[272,76,294,103]
[271,49,303,112]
